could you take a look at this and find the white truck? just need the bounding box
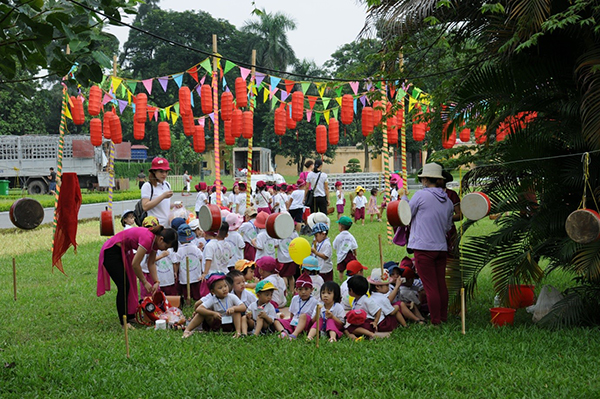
[0,135,110,194]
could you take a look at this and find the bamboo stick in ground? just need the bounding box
[13,257,17,301]
[378,235,384,274]
[186,258,191,305]
[315,304,321,348]
[123,315,130,358]
[461,287,466,335]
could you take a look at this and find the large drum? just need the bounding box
[199,204,222,232]
[565,209,600,244]
[266,212,294,239]
[9,198,44,230]
[100,209,114,236]
[387,200,411,228]
[461,192,491,221]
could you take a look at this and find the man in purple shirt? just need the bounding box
[401,163,454,325]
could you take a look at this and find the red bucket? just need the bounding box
[508,284,535,308]
[490,307,516,327]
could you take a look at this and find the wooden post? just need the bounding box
[315,304,321,348]
[123,315,130,358]
[461,287,466,335]
[12,257,17,301]
[186,257,191,305]
[378,234,384,274]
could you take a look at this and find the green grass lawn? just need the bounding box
[2,207,600,397]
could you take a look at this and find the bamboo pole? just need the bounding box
[186,257,191,305]
[461,287,466,335]
[212,35,221,205]
[315,304,321,348]
[122,315,130,358]
[378,234,384,274]
[246,50,256,208]
[13,257,17,301]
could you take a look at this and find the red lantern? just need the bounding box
[158,121,171,150]
[442,121,456,149]
[396,107,404,132]
[194,125,205,153]
[224,119,235,145]
[183,114,195,137]
[88,86,102,116]
[179,86,191,116]
[133,120,145,140]
[475,126,487,144]
[232,109,242,138]
[292,91,304,122]
[90,118,102,146]
[361,106,374,136]
[242,111,253,139]
[329,118,339,145]
[274,107,286,136]
[103,111,113,139]
[387,116,398,145]
[201,84,212,114]
[135,93,147,123]
[70,96,85,125]
[341,94,354,125]
[235,77,248,108]
[373,100,383,127]
[316,125,327,154]
[286,107,297,130]
[109,113,122,144]
[459,127,471,142]
[221,91,233,121]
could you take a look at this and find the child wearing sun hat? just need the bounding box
[121,209,135,229]
[256,256,287,308]
[246,280,279,336]
[367,268,408,330]
[301,255,324,298]
[224,212,245,270]
[352,186,367,225]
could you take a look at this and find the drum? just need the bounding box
[199,204,222,232]
[100,209,114,236]
[565,209,600,244]
[462,192,491,221]
[386,200,411,227]
[9,198,44,230]
[266,212,294,239]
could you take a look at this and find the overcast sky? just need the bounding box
[107,0,369,67]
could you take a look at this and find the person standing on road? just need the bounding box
[141,157,173,227]
[137,169,146,190]
[306,159,329,214]
[182,170,191,196]
[48,167,57,195]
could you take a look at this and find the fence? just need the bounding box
[326,173,421,192]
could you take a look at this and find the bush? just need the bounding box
[114,162,152,179]
[346,158,361,173]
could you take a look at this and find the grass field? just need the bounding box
[2,205,600,397]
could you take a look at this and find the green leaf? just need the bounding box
[92,50,113,69]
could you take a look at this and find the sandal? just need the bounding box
[328,337,336,343]
[288,334,297,340]
[279,331,288,339]
[182,330,193,339]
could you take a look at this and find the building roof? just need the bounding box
[131,145,149,150]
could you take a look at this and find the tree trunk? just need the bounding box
[364,140,370,172]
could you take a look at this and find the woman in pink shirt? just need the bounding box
[97,226,178,328]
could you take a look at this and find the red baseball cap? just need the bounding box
[346,260,368,276]
[256,256,277,273]
[346,309,367,325]
[150,157,170,171]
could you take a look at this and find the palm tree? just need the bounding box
[241,9,298,72]
[365,0,600,326]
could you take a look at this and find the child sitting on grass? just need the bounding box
[386,258,427,321]
[340,260,368,311]
[182,273,246,338]
[345,275,381,340]
[332,216,358,282]
[274,273,318,339]
[256,256,287,308]
[368,268,411,330]
[301,256,323,298]
[227,269,256,309]
[200,222,233,297]
[277,226,299,294]
[246,280,278,336]
[235,259,257,289]
[307,281,346,342]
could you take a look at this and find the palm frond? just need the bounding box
[538,284,600,328]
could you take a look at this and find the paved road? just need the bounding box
[0,192,197,230]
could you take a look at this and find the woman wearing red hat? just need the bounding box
[141,157,174,227]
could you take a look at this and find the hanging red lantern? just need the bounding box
[135,93,147,123]
[373,100,383,127]
[329,118,339,145]
[361,106,374,136]
[291,91,304,122]
[232,109,242,138]
[88,86,102,116]
[274,106,286,136]
[235,77,248,108]
[133,120,145,141]
[387,115,398,145]
[459,127,471,142]
[286,106,297,130]
[341,94,354,125]
[183,114,195,137]
[221,91,233,121]
[442,121,456,149]
[103,111,113,139]
[179,86,191,116]
[396,107,404,132]
[475,126,487,144]
[90,118,102,146]
[70,96,85,125]
[201,84,212,114]
[413,123,426,141]
[224,119,235,145]
[194,125,205,153]
[158,121,171,150]
[242,111,253,139]
[316,125,327,154]
[109,113,122,144]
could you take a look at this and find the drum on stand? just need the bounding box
[9,198,44,230]
[461,192,491,221]
[386,200,411,228]
[100,208,114,236]
[565,209,600,244]
[199,204,222,232]
[266,212,294,239]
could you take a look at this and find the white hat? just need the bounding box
[307,212,330,229]
[418,163,445,180]
[188,219,200,230]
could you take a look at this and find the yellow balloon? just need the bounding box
[289,237,311,265]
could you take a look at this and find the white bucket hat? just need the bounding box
[418,163,445,180]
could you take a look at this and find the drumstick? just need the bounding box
[13,257,17,301]
[461,287,466,335]
[123,315,130,358]
[186,257,191,306]
[378,235,384,274]
[315,304,321,348]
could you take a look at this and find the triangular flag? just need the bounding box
[409,96,417,112]
[359,96,366,107]
[111,77,122,93]
[301,82,310,94]
[172,111,178,125]
[158,77,169,92]
[222,76,227,89]
[165,106,171,120]
[332,108,339,119]
[187,66,199,83]
[335,97,342,106]
[102,93,112,105]
[173,73,183,88]
[127,91,132,105]
[190,93,195,107]
[119,84,126,98]
[252,86,258,96]
[306,110,312,122]
[159,109,166,121]
[353,98,357,113]
[224,61,236,74]
[322,97,331,109]
[271,96,278,110]
[270,87,279,100]
[209,113,215,123]
[335,87,342,97]
[154,110,158,121]
[64,104,73,120]
[324,110,330,123]
[285,80,295,93]
[349,81,359,95]
[196,85,202,97]
[127,81,137,94]
[200,76,206,85]
[147,106,155,120]
[118,99,127,114]
[199,118,205,127]
[317,83,326,98]
[263,87,269,103]
[200,58,212,73]
[239,67,251,81]
[307,96,318,110]
[281,91,289,101]
[396,89,407,101]
[142,79,153,95]
[412,87,422,99]
[255,72,266,87]
[174,103,180,116]
[270,77,281,90]
[375,81,382,90]
[315,113,321,125]
[366,82,373,91]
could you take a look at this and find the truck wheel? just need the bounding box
[28,180,47,195]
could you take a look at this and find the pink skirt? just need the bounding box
[278,315,312,334]
[311,318,344,338]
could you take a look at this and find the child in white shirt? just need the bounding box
[246,280,278,336]
[310,222,333,282]
[253,181,272,213]
[307,281,346,342]
[340,260,368,311]
[200,222,233,297]
[332,216,358,281]
[334,181,345,220]
[277,230,299,294]
[194,182,208,218]
[274,273,318,339]
[239,207,258,262]
[175,224,203,301]
[224,213,245,270]
[188,219,206,251]
[254,211,278,260]
[155,249,178,296]
[346,275,381,340]
[256,256,287,308]
[352,186,368,225]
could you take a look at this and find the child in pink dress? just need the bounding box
[367,188,382,222]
